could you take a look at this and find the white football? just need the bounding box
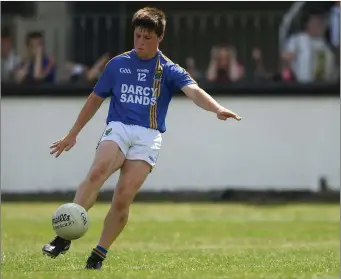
[52,203,89,240]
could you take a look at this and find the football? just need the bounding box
[52,203,89,240]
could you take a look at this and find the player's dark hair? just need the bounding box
[26,31,44,46]
[131,7,166,37]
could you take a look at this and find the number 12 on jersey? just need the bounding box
[138,73,146,82]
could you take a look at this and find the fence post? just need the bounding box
[119,2,127,53]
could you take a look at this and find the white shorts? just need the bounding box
[98,121,162,167]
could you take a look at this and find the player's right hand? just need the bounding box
[217,107,242,121]
[50,133,77,158]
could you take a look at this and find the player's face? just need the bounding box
[134,27,162,59]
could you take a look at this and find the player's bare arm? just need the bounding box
[182,83,242,121]
[50,93,105,158]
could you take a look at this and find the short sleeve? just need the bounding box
[168,64,197,90]
[93,61,114,98]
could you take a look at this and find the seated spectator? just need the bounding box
[15,31,56,84]
[206,45,244,83]
[282,13,337,83]
[85,52,112,83]
[252,47,273,81]
[184,56,202,82]
[64,52,112,85]
[1,27,20,83]
[252,47,296,82]
[273,60,297,82]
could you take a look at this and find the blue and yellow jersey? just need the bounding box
[93,49,196,133]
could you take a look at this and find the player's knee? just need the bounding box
[88,163,110,183]
[113,188,135,211]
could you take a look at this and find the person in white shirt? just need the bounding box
[282,13,337,83]
[1,28,20,82]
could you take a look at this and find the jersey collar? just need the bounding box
[132,49,161,62]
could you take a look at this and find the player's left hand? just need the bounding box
[217,107,242,121]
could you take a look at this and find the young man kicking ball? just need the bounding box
[42,7,241,269]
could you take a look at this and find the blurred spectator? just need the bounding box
[206,45,244,83]
[252,47,273,81]
[328,1,340,66]
[277,60,296,82]
[1,27,20,82]
[184,57,202,82]
[252,47,296,82]
[15,31,56,84]
[282,13,337,83]
[329,1,340,48]
[64,52,112,84]
[85,52,111,83]
[64,62,87,83]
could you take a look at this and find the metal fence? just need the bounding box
[71,11,284,79]
[2,10,285,80]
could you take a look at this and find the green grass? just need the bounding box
[1,202,339,279]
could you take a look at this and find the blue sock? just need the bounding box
[96,245,107,255]
[92,245,107,260]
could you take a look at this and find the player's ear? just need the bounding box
[158,34,164,43]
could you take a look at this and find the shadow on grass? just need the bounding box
[2,188,339,205]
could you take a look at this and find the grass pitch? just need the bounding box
[1,202,339,279]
